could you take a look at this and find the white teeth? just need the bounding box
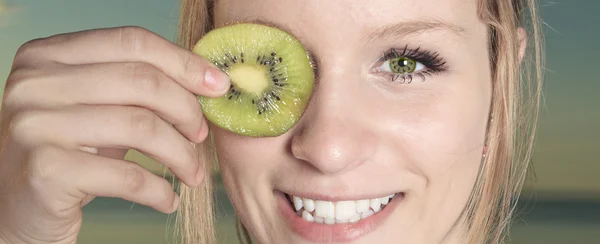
[382,194,395,205]
[302,210,314,222]
[335,201,356,220]
[293,196,303,211]
[315,201,335,219]
[361,209,375,219]
[381,196,389,205]
[315,216,324,224]
[356,199,370,213]
[370,198,382,212]
[289,193,400,224]
[303,198,315,212]
[336,219,349,224]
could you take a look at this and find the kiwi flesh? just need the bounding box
[193,23,314,137]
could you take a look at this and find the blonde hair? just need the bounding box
[173,0,544,243]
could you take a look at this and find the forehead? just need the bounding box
[214,0,482,39]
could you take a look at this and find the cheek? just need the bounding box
[412,83,489,184]
[213,127,265,181]
[211,126,283,234]
[369,74,490,217]
[373,83,489,168]
[211,125,288,192]
[211,128,248,208]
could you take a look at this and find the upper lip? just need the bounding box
[279,190,401,202]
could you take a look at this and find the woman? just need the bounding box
[0,0,543,243]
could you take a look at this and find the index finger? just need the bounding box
[16,26,230,97]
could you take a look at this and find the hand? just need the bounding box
[0,26,229,244]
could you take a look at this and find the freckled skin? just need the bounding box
[211,0,492,243]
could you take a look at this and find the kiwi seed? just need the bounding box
[193,23,315,137]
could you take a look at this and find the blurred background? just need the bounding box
[1,0,598,243]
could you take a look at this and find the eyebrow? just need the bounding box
[365,20,467,43]
[225,17,466,44]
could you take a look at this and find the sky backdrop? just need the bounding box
[1,0,598,199]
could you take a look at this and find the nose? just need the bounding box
[290,74,378,175]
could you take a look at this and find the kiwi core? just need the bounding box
[228,65,270,95]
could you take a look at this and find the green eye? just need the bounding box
[376,47,448,84]
[389,57,417,74]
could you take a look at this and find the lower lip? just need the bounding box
[276,191,402,243]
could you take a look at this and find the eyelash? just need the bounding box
[375,45,448,84]
[307,46,448,84]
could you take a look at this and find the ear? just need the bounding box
[517,27,528,63]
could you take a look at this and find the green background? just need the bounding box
[1,0,599,243]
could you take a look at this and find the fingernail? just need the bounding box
[204,68,230,93]
[172,194,180,212]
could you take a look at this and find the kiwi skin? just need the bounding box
[193,23,315,137]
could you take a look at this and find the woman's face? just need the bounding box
[211,0,491,243]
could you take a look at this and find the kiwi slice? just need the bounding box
[193,23,314,137]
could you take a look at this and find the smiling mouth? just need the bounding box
[284,193,404,224]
